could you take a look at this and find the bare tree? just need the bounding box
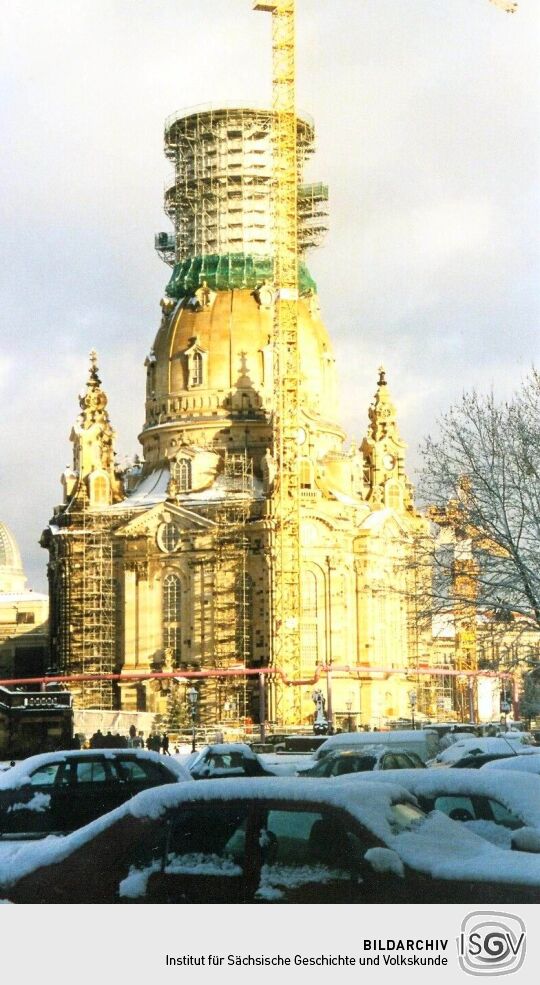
[417,371,540,640]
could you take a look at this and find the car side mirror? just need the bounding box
[364,848,405,879]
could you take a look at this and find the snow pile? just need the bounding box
[340,768,540,831]
[482,755,540,775]
[392,811,540,886]
[119,859,161,899]
[165,853,242,877]
[511,828,540,853]
[256,863,349,901]
[119,853,242,899]
[7,792,50,813]
[364,847,405,877]
[464,820,514,849]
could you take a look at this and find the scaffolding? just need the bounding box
[65,503,116,710]
[156,104,327,268]
[197,453,254,725]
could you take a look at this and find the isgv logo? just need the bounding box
[457,911,526,977]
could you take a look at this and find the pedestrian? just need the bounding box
[90,729,103,749]
[161,732,170,755]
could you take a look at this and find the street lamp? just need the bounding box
[409,690,417,730]
[346,698,353,733]
[187,685,199,753]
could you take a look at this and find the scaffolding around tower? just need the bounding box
[50,501,116,711]
[79,508,116,709]
[155,103,327,270]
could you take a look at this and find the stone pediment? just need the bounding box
[114,501,215,539]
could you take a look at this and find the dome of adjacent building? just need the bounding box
[0,521,27,594]
[140,287,343,469]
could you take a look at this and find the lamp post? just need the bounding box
[346,698,353,733]
[409,690,417,730]
[187,685,199,753]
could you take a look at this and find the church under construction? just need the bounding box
[41,4,438,728]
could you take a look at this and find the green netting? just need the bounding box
[165,253,317,299]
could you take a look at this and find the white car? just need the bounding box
[342,767,540,851]
[312,729,438,764]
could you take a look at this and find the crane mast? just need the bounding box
[254,0,301,722]
[253,0,515,724]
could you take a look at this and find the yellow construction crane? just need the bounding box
[489,0,517,11]
[254,1,301,723]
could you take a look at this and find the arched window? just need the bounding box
[172,458,192,492]
[192,351,203,387]
[163,573,182,662]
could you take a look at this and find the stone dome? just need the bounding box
[0,521,26,593]
[139,287,344,471]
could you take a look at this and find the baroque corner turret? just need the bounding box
[361,366,414,512]
[62,350,124,508]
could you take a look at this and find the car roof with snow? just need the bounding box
[3,774,540,892]
[307,746,406,760]
[0,748,192,790]
[435,735,537,763]
[193,743,258,756]
[338,767,540,828]
[482,755,540,775]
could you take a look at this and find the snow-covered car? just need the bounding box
[2,777,540,904]
[0,749,192,839]
[482,755,540,776]
[311,729,439,764]
[341,768,540,851]
[187,743,277,780]
[297,747,426,777]
[430,735,538,769]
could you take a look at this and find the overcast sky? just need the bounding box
[1,0,539,591]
